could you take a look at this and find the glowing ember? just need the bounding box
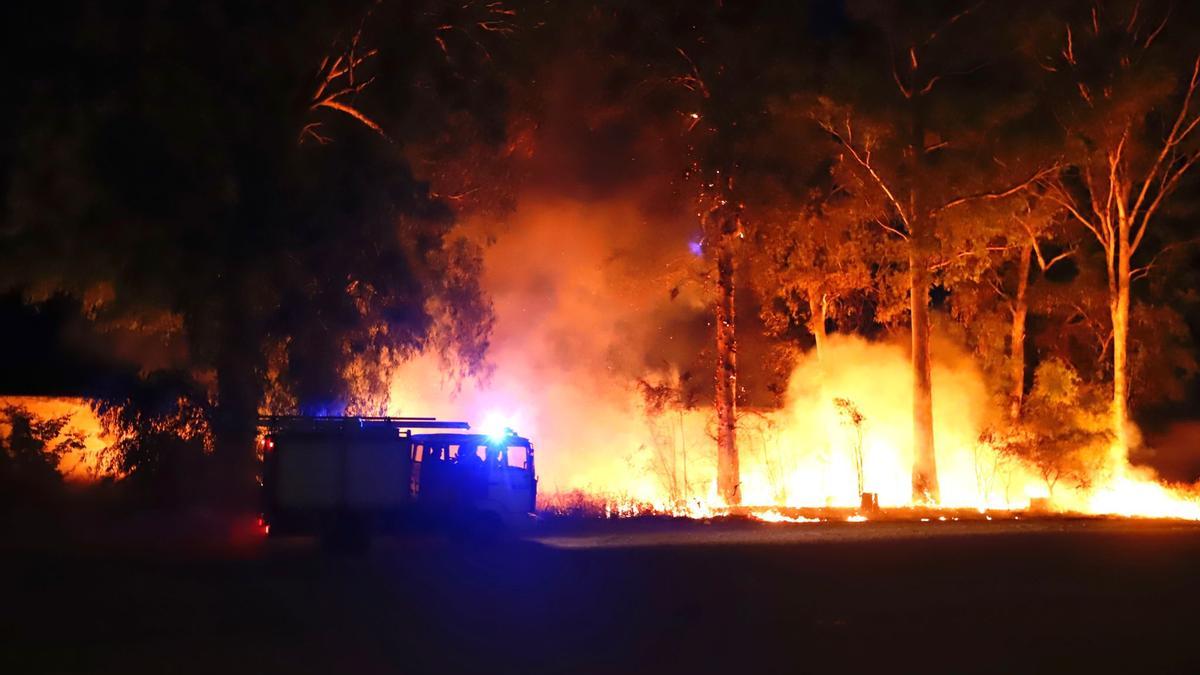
[753,510,821,524]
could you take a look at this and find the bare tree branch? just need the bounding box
[300,122,332,145]
[928,245,1015,271]
[314,99,386,137]
[890,42,912,99]
[923,1,984,47]
[1041,187,1112,252]
[985,272,1009,303]
[872,217,910,241]
[818,118,911,229]
[301,13,390,144]
[1042,248,1075,271]
[1119,57,1200,255]
[1128,54,1200,247]
[931,165,1059,215]
[671,48,710,99]
[1016,208,1075,272]
[1133,150,1200,255]
[1143,4,1171,48]
[1130,236,1200,282]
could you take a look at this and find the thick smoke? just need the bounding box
[387,191,704,495]
[384,30,803,499]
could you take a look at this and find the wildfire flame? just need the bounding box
[387,331,1200,522]
[1083,468,1200,520]
[378,195,1200,522]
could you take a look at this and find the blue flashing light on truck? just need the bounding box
[258,416,537,545]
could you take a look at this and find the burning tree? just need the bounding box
[655,41,743,503]
[740,104,885,365]
[752,208,880,364]
[947,191,1075,422]
[998,195,1077,421]
[1037,1,1200,452]
[810,2,1054,502]
[657,3,826,505]
[700,190,744,505]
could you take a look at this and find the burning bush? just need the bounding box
[980,359,1113,500]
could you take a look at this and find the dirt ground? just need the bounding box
[3,516,1200,674]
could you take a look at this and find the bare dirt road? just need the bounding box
[4,517,1199,674]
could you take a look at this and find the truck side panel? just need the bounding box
[345,440,412,508]
[276,438,341,509]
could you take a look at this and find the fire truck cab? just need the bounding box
[409,432,538,527]
[259,416,537,543]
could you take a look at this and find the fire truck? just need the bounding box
[258,416,537,545]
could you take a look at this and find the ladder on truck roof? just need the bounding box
[257,415,470,432]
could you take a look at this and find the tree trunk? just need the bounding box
[210,172,269,511]
[1009,243,1032,421]
[909,251,939,503]
[213,363,260,509]
[1111,224,1132,455]
[906,82,938,504]
[211,289,262,511]
[714,214,740,505]
[678,410,689,502]
[808,287,827,363]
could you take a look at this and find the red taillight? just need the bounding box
[265,438,275,452]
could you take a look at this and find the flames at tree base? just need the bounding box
[537,456,1200,523]
[538,488,1200,524]
[408,335,1200,524]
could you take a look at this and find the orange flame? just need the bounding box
[381,197,1200,522]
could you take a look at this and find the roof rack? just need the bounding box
[257,415,470,431]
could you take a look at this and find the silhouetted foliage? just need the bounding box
[0,406,83,507]
[92,374,213,506]
[2,1,505,500]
